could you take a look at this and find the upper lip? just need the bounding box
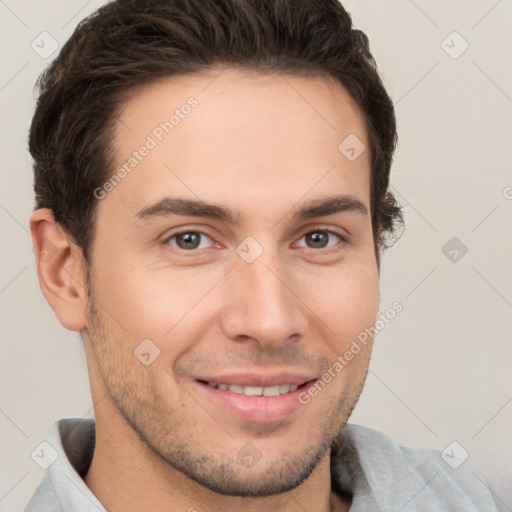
[195,371,317,388]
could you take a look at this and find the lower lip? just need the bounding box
[194,380,316,424]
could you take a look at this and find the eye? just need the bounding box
[296,230,342,250]
[164,231,214,251]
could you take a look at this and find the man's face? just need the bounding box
[83,69,379,496]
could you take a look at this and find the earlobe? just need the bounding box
[30,208,87,332]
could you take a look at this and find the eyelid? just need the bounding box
[294,224,349,242]
[160,224,348,252]
[293,226,347,249]
[161,227,217,249]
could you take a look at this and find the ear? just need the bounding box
[30,208,88,331]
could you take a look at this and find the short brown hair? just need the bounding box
[29,0,403,267]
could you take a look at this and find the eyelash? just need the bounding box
[162,227,346,253]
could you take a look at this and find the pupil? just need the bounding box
[178,232,200,249]
[307,232,327,248]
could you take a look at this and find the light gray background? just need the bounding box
[1,0,511,510]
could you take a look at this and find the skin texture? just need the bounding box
[30,68,379,512]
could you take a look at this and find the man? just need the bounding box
[25,0,498,510]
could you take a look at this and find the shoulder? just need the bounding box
[23,418,102,512]
[23,472,59,512]
[331,423,499,511]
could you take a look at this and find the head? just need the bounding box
[29,0,403,499]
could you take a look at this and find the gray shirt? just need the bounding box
[24,418,498,511]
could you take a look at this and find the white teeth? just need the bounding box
[263,385,281,396]
[279,384,291,394]
[244,386,264,396]
[207,382,300,396]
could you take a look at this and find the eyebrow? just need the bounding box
[135,194,368,224]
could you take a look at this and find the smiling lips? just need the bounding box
[195,372,317,423]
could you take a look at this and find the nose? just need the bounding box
[219,251,308,349]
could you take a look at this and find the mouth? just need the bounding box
[198,380,309,396]
[194,376,317,424]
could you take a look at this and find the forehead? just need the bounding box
[103,68,371,223]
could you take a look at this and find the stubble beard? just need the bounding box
[82,266,368,497]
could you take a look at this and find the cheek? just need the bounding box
[300,263,379,342]
[93,257,221,347]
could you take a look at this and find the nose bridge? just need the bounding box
[220,246,307,347]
